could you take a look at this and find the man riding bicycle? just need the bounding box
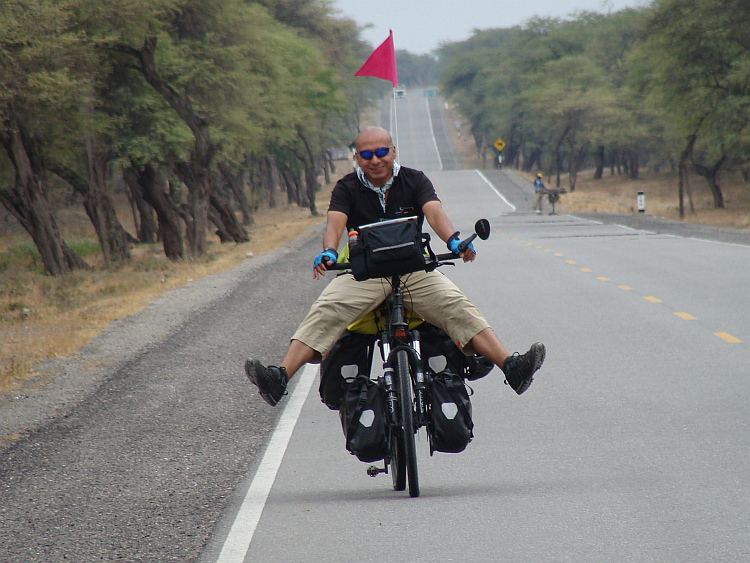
[246,126,545,406]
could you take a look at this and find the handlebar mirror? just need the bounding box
[475,219,491,240]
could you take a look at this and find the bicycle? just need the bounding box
[328,218,491,497]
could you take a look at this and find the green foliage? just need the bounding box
[395,51,440,87]
[436,2,750,191]
[1,0,368,259]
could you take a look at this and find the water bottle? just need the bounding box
[348,230,359,250]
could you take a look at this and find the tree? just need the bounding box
[637,0,750,213]
[0,0,90,275]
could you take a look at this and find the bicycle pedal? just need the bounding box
[366,465,387,477]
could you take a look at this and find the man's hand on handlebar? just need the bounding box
[447,233,476,263]
[313,248,338,279]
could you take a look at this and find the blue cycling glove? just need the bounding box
[447,232,475,255]
[313,248,338,268]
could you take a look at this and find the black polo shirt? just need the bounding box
[328,166,440,232]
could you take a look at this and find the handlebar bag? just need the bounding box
[427,371,474,454]
[350,217,427,281]
[339,374,388,463]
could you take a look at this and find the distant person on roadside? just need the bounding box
[533,173,546,214]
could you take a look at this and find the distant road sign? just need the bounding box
[493,138,506,152]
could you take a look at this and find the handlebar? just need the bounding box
[327,251,459,272]
[327,218,491,273]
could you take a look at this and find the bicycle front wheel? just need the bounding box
[396,349,419,497]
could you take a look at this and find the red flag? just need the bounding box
[354,30,398,87]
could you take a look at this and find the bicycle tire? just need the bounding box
[396,350,419,497]
[390,429,406,491]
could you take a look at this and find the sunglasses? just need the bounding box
[358,146,392,160]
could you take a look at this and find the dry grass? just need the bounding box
[0,165,342,393]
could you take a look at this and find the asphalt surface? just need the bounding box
[0,228,330,561]
[2,89,748,561]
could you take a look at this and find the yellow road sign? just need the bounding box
[493,138,506,152]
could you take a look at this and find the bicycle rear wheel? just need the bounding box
[396,350,419,497]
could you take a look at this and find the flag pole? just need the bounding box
[392,87,399,158]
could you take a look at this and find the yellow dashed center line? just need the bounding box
[674,312,696,320]
[512,237,743,344]
[714,332,742,343]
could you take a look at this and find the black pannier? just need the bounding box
[339,374,388,463]
[418,322,494,381]
[427,370,474,454]
[319,331,376,410]
[350,217,433,281]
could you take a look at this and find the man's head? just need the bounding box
[355,126,396,187]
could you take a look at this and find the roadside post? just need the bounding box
[637,191,645,213]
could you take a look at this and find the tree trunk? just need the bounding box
[523,147,541,172]
[278,164,297,205]
[692,155,726,208]
[219,162,253,227]
[124,171,158,243]
[208,205,233,242]
[628,149,640,180]
[568,143,588,191]
[300,134,320,216]
[49,155,134,265]
[554,126,570,188]
[323,151,332,184]
[0,121,89,275]
[593,145,605,180]
[677,134,697,219]
[260,157,277,208]
[209,192,249,243]
[125,164,184,260]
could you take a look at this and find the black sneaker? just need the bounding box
[245,359,288,406]
[502,343,545,395]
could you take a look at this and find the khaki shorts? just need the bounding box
[292,269,490,356]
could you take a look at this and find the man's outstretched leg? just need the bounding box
[245,339,317,406]
[468,328,546,395]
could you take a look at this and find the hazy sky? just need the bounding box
[332,0,650,54]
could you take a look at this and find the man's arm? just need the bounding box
[313,210,348,279]
[422,200,475,262]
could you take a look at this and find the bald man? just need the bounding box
[246,127,544,406]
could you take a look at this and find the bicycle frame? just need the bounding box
[376,272,424,497]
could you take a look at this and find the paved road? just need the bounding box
[2,89,749,562]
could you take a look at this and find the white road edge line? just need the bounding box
[215,363,317,563]
[425,96,444,171]
[474,170,516,212]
